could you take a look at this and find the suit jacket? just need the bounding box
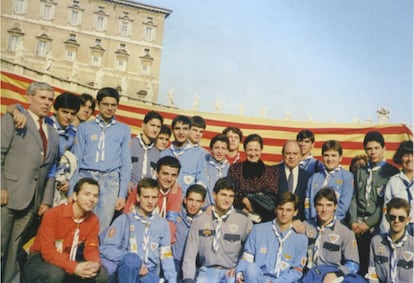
[274,163,311,220]
[1,112,59,210]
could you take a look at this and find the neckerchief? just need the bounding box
[272,220,293,277]
[312,217,336,266]
[212,206,233,252]
[133,208,154,263]
[400,171,414,205]
[209,157,229,178]
[137,134,154,177]
[95,115,116,162]
[69,217,86,261]
[386,231,408,283]
[159,188,171,218]
[170,141,194,159]
[322,166,342,188]
[365,160,386,200]
[46,116,77,139]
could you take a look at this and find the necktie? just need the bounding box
[212,206,233,252]
[287,169,294,192]
[133,209,153,263]
[69,217,85,261]
[272,221,293,277]
[38,119,48,161]
[387,232,408,283]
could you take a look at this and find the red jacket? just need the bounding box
[30,203,101,274]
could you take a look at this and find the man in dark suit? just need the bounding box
[1,81,59,283]
[274,140,311,227]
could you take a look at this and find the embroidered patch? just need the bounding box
[229,224,239,233]
[177,216,182,223]
[301,256,307,266]
[403,251,414,261]
[91,134,98,141]
[160,246,173,258]
[352,239,357,248]
[55,239,63,253]
[108,228,116,238]
[151,242,158,251]
[284,253,292,260]
[328,233,339,243]
[335,179,343,185]
[183,175,194,185]
[204,223,212,230]
[130,238,137,253]
[278,261,289,270]
[130,224,135,232]
[260,247,267,254]
[304,198,310,209]
[201,230,212,237]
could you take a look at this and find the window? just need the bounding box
[40,2,56,20]
[120,21,130,37]
[144,27,153,41]
[65,50,75,61]
[7,35,20,52]
[95,39,102,45]
[142,64,150,75]
[116,59,126,71]
[36,41,49,57]
[91,55,102,66]
[96,15,105,30]
[69,10,80,25]
[13,0,27,14]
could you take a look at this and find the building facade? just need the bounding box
[1,0,171,102]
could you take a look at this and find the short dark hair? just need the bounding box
[314,187,338,206]
[276,192,299,210]
[73,177,99,194]
[190,115,206,129]
[296,129,315,143]
[159,124,172,137]
[322,140,343,156]
[186,184,207,200]
[96,87,120,103]
[172,115,191,128]
[243,134,263,150]
[54,92,80,112]
[213,177,236,194]
[222,126,243,141]
[209,134,229,149]
[144,111,163,125]
[156,156,181,174]
[393,140,413,165]
[363,131,385,148]
[386,197,410,216]
[137,177,159,196]
[79,93,96,110]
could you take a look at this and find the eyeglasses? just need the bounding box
[388,215,407,222]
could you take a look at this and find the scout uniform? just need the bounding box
[203,154,230,207]
[305,166,354,220]
[130,134,160,186]
[182,207,252,282]
[236,220,308,283]
[99,209,177,283]
[366,231,414,283]
[304,218,360,277]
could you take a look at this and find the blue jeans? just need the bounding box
[196,266,235,283]
[79,170,119,232]
[118,253,159,283]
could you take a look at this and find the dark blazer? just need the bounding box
[274,163,311,221]
[1,111,59,210]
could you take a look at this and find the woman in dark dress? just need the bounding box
[227,134,279,222]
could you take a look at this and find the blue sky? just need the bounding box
[141,0,413,125]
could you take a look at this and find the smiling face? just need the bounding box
[28,89,55,118]
[315,197,337,226]
[387,207,411,235]
[157,165,179,191]
[211,140,228,163]
[184,191,205,216]
[73,183,99,216]
[401,153,413,174]
[322,149,342,171]
[136,187,159,216]
[245,141,262,163]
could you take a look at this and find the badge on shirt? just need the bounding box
[284,253,292,260]
[260,247,267,254]
[328,233,339,243]
[377,245,385,255]
[403,251,414,261]
[130,238,138,253]
[304,198,310,209]
[335,180,343,185]
[108,228,116,238]
[301,256,307,267]
[306,230,314,238]
[150,242,158,251]
[55,239,63,253]
[130,224,135,232]
[229,224,239,233]
[277,261,289,271]
[183,175,194,185]
[91,134,98,141]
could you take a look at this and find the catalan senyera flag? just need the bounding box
[1,71,412,167]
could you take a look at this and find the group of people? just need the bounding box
[1,81,413,283]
